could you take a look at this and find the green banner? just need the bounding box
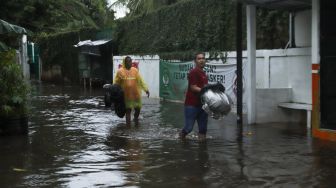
[159,59,244,105]
[160,60,193,101]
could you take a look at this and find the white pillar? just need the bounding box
[312,0,320,65]
[21,34,30,79]
[247,5,256,124]
[264,55,270,88]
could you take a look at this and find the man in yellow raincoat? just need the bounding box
[114,56,150,125]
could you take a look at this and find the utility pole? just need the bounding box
[236,2,244,142]
[236,2,243,128]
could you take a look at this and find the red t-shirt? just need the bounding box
[184,67,208,106]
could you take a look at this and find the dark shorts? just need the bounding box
[182,105,208,135]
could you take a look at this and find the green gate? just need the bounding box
[27,43,40,80]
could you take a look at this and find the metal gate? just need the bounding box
[320,0,336,129]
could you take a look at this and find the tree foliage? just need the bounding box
[256,8,289,49]
[112,0,186,16]
[0,0,115,83]
[114,0,236,59]
[0,0,290,81]
[0,0,114,34]
[113,0,289,60]
[0,50,29,117]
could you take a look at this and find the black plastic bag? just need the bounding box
[103,84,126,118]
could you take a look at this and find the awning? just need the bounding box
[0,41,9,51]
[0,19,27,35]
[238,0,311,10]
[74,39,111,47]
[74,39,112,56]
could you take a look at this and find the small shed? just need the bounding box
[0,19,29,79]
[74,39,113,87]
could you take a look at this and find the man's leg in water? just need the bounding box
[197,108,208,141]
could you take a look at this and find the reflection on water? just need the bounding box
[0,83,336,187]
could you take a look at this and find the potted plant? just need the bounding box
[0,49,29,135]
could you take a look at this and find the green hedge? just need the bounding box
[0,50,29,117]
[114,0,289,60]
[33,0,289,83]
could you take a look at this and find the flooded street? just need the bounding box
[1,83,336,187]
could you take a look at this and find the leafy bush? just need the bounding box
[113,0,289,60]
[0,50,29,118]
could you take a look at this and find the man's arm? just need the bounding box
[190,84,201,93]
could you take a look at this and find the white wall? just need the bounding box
[295,10,312,47]
[256,88,305,123]
[113,55,160,98]
[213,48,312,104]
[254,48,311,123]
[269,48,311,104]
[113,48,311,104]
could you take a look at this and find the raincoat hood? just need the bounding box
[121,56,133,69]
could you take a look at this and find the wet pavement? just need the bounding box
[1,83,336,187]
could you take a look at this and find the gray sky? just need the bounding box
[107,0,128,19]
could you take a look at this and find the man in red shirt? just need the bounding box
[180,52,208,140]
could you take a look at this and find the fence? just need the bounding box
[113,47,311,122]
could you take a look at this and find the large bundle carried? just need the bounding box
[103,84,126,118]
[200,83,233,119]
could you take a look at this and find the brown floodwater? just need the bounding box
[1,83,336,187]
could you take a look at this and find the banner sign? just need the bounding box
[159,60,246,105]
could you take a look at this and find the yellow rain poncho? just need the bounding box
[114,58,148,109]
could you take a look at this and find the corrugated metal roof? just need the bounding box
[0,19,27,34]
[74,39,111,47]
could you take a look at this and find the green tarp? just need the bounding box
[0,41,9,51]
[0,19,27,35]
[160,60,192,101]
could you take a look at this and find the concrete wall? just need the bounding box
[295,10,312,47]
[271,55,311,103]
[217,48,312,103]
[254,48,311,123]
[113,47,311,123]
[256,88,305,123]
[256,48,311,104]
[114,49,311,97]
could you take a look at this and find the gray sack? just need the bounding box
[201,90,233,119]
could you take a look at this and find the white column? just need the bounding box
[21,34,30,79]
[264,55,270,88]
[247,5,256,124]
[312,0,320,65]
